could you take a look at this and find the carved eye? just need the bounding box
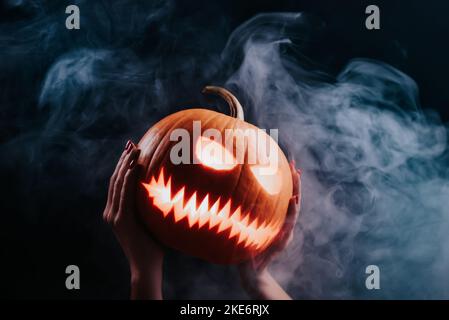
[250,165,282,195]
[195,136,237,171]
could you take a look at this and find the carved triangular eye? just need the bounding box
[250,165,282,195]
[195,136,237,171]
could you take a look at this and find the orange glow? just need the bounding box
[250,165,282,195]
[142,168,280,249]
[195,136,237,171]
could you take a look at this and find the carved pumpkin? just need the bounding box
[136,86,293,264]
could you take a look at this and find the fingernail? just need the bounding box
[297,168,302,176]
[126,141,134,154]
[293,195,299,204]
[125,140,131,150]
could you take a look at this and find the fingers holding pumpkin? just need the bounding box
[283,197,300,247]
[111,144,140,215]
[116,153,141,224]
[289,160,301,212]
[285,161,301,237]
[103,141,131,219]
[110,141,132,194]
[250,162,302,270]
[281,199,298,243]
[103,140,132,222]
[104,141,140,225]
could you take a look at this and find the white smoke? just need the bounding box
[224,13,449,299]
[2,2,449,298]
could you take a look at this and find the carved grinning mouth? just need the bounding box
[142,168,281,249]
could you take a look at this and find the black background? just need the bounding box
[0,0,448,299]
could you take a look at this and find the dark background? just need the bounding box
[0,0,448,299]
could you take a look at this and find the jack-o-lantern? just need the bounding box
[136,86,293,264]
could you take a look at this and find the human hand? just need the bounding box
[238,161,301,300]
[103,140,164,299]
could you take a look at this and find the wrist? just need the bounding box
[130,275,163,300]
[240,268,271,297]
[241,269,291,300]
[129,250,163,273]
[130,256,163,280]
[129,257,164,300]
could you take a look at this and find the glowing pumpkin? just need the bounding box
[136,86,293,264]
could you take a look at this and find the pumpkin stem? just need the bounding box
[202,86,244,120]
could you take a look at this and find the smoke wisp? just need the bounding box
[1,2,448,299]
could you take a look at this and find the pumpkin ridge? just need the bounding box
[139,112,186,178]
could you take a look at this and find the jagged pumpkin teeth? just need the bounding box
[230,207,241,222]
[229,222,241,239]
[142,167,281,249]
[218,200,231,220]
[239,213,249,227]
[197,195,210,228]
[237,230,249,246]
[208,199,221,229]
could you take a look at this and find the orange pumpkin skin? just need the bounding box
[136,91,293,264]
